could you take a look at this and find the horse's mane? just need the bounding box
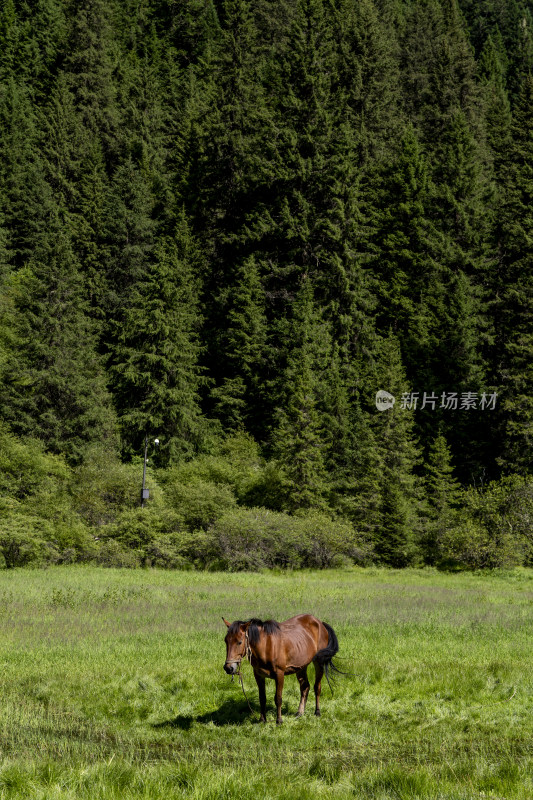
[228,618,281,646]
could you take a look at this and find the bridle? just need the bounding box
[225,630,257,718]
[225,629,252,671]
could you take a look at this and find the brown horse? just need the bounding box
[223,614,340,724]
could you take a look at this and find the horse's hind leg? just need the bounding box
[295,667,310,718]
[313,661,324,716]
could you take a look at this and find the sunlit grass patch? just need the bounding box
[0,566,531,798]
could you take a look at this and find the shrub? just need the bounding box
[92,539,140,568]
[206,507,373,570]
[0,516,52,567]
[72,447,165,527]
[161,432,262,499]
[0,427,97,566]
[95,508,218,568]
[0,503,95,567]
[163,478,236,530]
[0,424,70,501]
[436,477,533,569]
[239,462,287,511]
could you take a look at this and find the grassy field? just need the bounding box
[0,566,531,799]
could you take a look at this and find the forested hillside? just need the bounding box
[1,0,532,570]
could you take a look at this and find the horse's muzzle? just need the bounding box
[224,661,238,675]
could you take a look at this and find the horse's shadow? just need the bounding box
[152,699,264,729]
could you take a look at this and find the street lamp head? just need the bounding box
[154,438,160,446]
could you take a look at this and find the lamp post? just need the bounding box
[141,436,159,508]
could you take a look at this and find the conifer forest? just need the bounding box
[1,0,533,571]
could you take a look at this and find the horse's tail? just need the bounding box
[315,622,344,693]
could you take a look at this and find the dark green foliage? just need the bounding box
[371,126,436,368]
[0,79,51,268]
[0,209,118,463]
[422,433,461,563]
[491,74,533,474]
[479,33,512,174]
[437,476,531,569]
[0,0,532,570]
[210,255,267,431]
[64,0,121,163]
[271,283,331,512]
[369,334,423,566]
[106,214,204,462]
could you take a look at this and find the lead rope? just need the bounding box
[235,631,259,720]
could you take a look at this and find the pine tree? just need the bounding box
[422,433,461,563]
[102,156,156,310]
[0,79,51,268]
[117,5,169,220]
[64,0,121,165]
[333,0,401,167]
[254,0,377,414]
[271,282,330,512]
[36,72,110,314]
[210,255,267,432]
[74,138,110,313]
[107,213,204,463]
[0,206,117,463]
[261,0,338,304]
[401,0,481,146]
[0,209,12,379]
[492,73,533,473]
[184,0,269,414]
[0,0,18,82]
[479,32,512,175]
[38,73,86,216]
[430,107,493,272]
[9,0,68,97]
[369,333,423,566]
[321,345,382,536]
[371,125,436,373]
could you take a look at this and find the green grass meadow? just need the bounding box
[0,567,531,799]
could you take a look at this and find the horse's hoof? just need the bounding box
[295,712,303,719]
[276,719,283,725]
[315,710,321,717]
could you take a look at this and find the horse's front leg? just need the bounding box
[274,669,285,724]
[296,667,310,718]
[253,671,267,723]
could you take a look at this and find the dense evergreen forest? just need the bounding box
[1,0,532,571]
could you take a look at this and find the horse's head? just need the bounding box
[222,618,250,675]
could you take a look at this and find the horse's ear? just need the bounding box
[222,617,230,627]
[242,620,252,631]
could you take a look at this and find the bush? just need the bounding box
[95,508,219,568]
[0,427,97,567]
[0,423,70,501]
[92,539,140,568]
[0,516,53,568]
[72,447,165,527]
[161,432,262,498]
[0,503,95,568]
[163,478,236,530]
[436,477,533,569]
[239,462,287,511]
[206,507,373,570]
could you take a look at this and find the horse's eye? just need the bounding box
[238,640,243,645]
